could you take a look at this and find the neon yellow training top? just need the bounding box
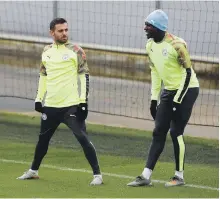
[35,42,89,108]
[146,32,199,103]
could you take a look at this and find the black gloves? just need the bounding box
[35,102,43,113]
[150,100,180,120]
[76,103,88,121]
[150,100,157,120]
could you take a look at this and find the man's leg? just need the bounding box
[63,106,102,185]
[145,98,173,170]
[127,90,173,186]
[166,87,199,187]
[17,107,60,180]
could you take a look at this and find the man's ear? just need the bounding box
[50,30,54,37]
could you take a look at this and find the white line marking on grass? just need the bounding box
[1,159,218,191]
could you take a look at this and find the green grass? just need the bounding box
[0,140,219,198]
[0,111,218,142]
[0,112,218,166]
[0,112,219,198]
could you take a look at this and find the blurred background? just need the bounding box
[0,1,219,127]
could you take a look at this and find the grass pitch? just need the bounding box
[0,112,218,198]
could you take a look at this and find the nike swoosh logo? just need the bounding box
[70,114,76,117]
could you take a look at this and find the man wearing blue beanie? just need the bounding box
[127,10,199,187]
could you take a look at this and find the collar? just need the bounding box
[52,41,69,48]
[153,32,168,44]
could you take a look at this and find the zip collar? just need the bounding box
[52,41,69,49]
[153,32,168,44]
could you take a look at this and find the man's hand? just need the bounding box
[76,103,88,121]
[150,100,157,120]
[35,102,43,113]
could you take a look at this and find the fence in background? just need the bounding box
[0,1,219,126]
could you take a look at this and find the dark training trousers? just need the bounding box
[31,105,101,175]
[146,87,199,172]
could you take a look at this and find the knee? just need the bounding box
[153,126,167,141]
[38,136,50,147]
[76,134,90,146]
[152,128,166,143]
[170,128,183,139]
[152,129,167,153]
[170,128,176,138]
[170,129,185,146]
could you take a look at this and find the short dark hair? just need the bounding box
[50,18,67,30]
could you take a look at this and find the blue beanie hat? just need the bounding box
[145,9,168,31]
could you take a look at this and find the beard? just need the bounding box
[56,37,68,44]
[146,33,152,39]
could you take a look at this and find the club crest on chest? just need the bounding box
[62,54,70,61]
[162,48,168,56]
